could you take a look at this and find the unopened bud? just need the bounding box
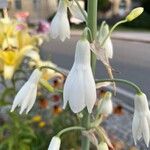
[126,7,144,22]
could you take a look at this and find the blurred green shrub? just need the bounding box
[0,113,36,150]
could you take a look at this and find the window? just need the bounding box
[15,0,22,10]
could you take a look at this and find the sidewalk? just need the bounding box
[71,29,150,43]
[112,31,150,43]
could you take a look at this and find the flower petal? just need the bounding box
[26,85,38,114]
[104,37,113,59]
[28,69,42,84]
[50,13,60,39]
[69,67,86,113]
[11,82,30,112]
[19,84,36,114]
[141,117,150,147]
[134,93,149,112]
[84,68,96,113]
[132,114,141,145]
[3,65,15,79]
[63,66,75,109]
[25,50,40,62]
[68,1,87,22]
[59,12,70,41]
[48,136,61,150]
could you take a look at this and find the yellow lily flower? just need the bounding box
[0,50,22,79]
[0,18,41,79]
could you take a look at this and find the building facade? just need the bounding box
[8,0,58,20]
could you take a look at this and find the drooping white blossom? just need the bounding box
[48,136,61,150]
[132,93,150,147]
[98,92,113,115]
[63,38,97,113]
[50,0,87,41]
[11,69,42,114]
[50,0,70,41]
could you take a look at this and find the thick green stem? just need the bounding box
[81,1,97,150]
[88,0,97,73]
[81,110,90,150]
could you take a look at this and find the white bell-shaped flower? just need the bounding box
[48,136,61,150]
[11,69,42,114]
[63,38,97,113]
[50,0,70,41]
[132,93,150,147]
[97,22,113,59]
[98,92,113,116]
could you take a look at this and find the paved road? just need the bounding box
[40,31,150,108]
